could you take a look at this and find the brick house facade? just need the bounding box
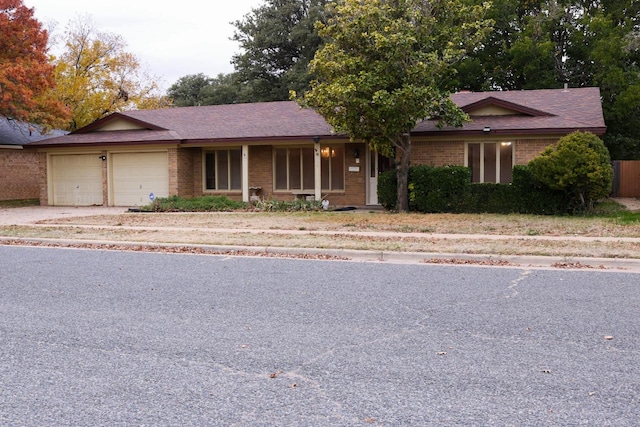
[0,118,66,202]
[29,88,606,207]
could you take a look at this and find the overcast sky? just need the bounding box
[25,0,266,90]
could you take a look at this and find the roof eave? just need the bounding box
[413,126,607,137]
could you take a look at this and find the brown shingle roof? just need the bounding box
[30,87,605,147]
[413,87,605,135]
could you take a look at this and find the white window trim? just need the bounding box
[464,141,515,183]
[203,148,242,192]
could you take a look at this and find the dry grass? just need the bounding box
[1,210,639,260]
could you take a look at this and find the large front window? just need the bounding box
[205,149,242,190]
[467,142,514,183]
[274,146,344,191]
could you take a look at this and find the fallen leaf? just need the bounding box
[604,336,614,340]
[436,351,447,356]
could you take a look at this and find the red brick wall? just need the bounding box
[249,145,273,198]
[176,148,195,198]
[412,138,557,167]
[0,148,40,201]
[326,142,366,206]
[515,138,557,164]
[38,152,48,205]
[412,140,465,166]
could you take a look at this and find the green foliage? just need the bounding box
[167,73,247,106]
[296,0,492,211]
[454,0,640,158]
[0,198,39,208]
[460,183,515,214]
[528,131,614,213]
[408,166,470,213]
[143,195,247,212]
[231,0,329,102]
[378,164,573,215]
[510,165,567,215]
[377,169,397,211]
[254,198,323,212]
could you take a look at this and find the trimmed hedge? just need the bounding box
[378,164,569,214]
[408,165,470,213]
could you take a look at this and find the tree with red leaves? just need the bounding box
[0,0,69,130]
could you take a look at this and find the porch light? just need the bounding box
[320,147,336,158]
[501,142,512,147]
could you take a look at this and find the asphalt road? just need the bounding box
[1,246,639,426]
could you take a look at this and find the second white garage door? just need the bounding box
[111,152,169,206]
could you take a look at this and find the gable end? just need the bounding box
[462,97,554,117]
[73,113,167,134]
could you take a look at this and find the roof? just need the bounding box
[413,87,606,136]
[29,87,606,148]
[0,117,67,147]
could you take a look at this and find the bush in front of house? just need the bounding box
[254,198,323,212]
[377,169,398,211]
[145,195,248,212]
[527,131,614,213]
[459,183,514,214]
[378,164,570,214]
[408,165,470,213]
[510,165,568,215]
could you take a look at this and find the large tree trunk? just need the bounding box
[395,133,411,213]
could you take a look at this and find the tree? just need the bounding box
[528,131,613,212]
[454,0,640,159]
[231,0,329,102]
[295,0,493,212]
[52,15,170,131]
[0,0,69,129]
[167,73,247,106]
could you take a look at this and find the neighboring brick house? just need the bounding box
[29,87,606,207]
[0,118,66,201]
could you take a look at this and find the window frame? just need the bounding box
[273,145,345,192]
[465,141,515,183]
[203,148,242,192]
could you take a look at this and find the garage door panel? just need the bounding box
[112,152,168,206]
[51,155,103,206]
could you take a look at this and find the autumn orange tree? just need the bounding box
[52,16,170,131]
[0,0,69,129]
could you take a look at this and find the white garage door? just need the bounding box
[50,154,103,206]
[112,152,169,206]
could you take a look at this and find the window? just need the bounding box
[205,149,242,190]
[467,142,513,183]
[274,146,344,191]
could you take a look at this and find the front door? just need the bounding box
[367,149,394,205]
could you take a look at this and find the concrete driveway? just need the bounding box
[0,206,127,225]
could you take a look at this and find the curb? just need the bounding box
[2,236,639,273]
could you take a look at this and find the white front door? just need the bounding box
[367,150,394,205]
